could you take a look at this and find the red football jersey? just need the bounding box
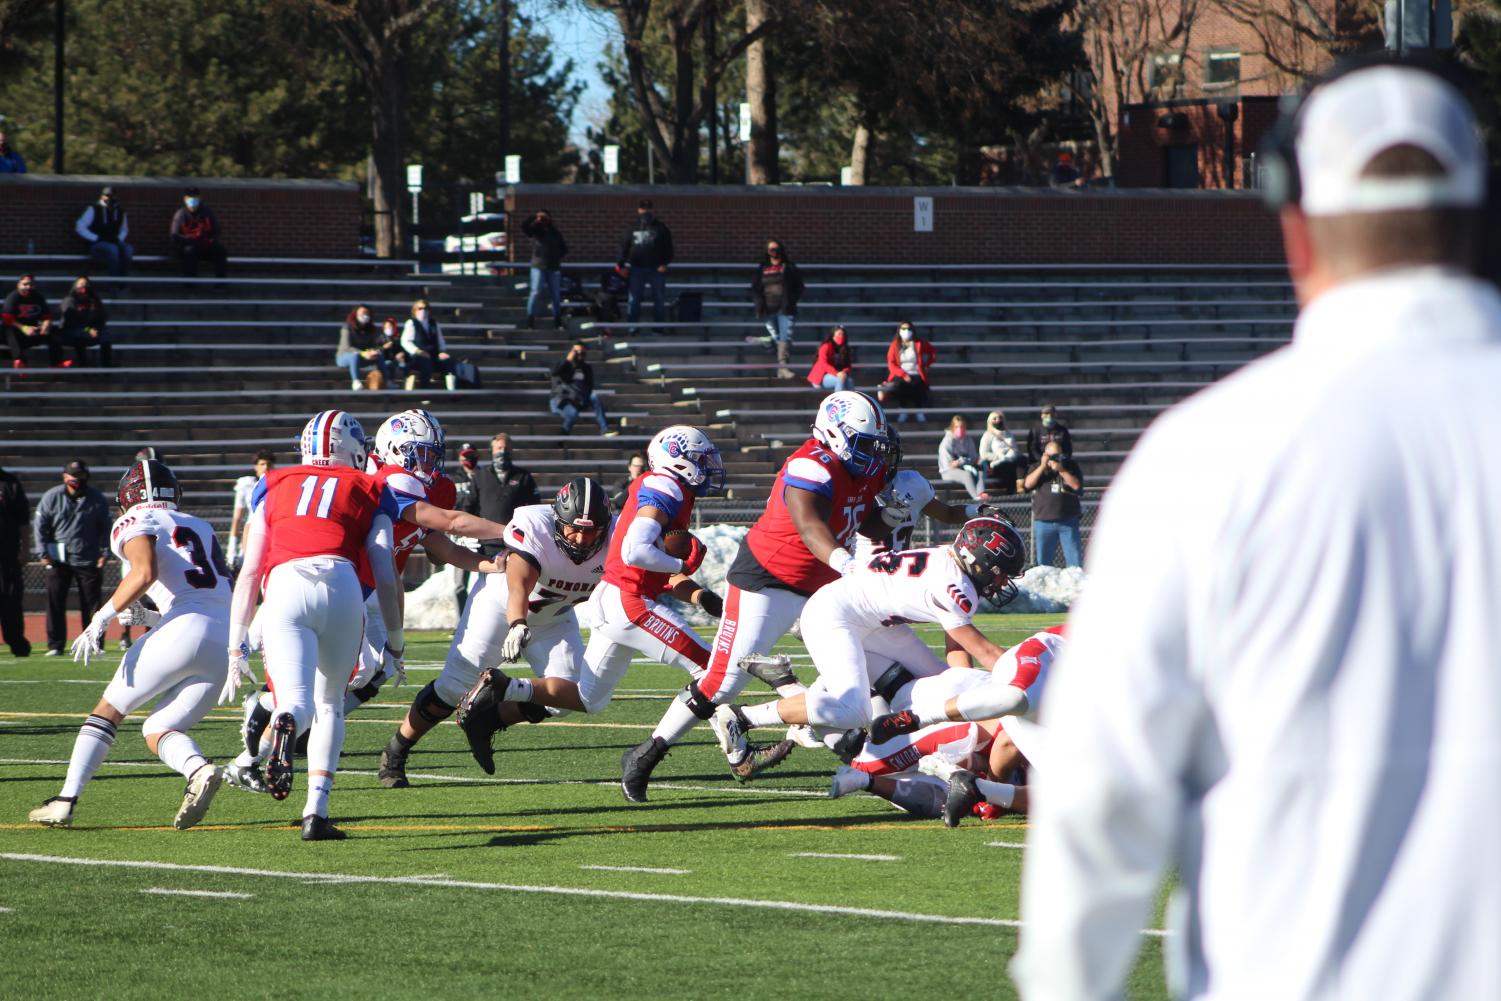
[255,464,390,588]
[743,439,886,593]
[371,465,457,573]
[602,471,695,598]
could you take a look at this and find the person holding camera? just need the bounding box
[549,342,613,437]
[521,209,568,330]
[938,414,988,500]
[1023,440,1083,567]
[877,320,934,422]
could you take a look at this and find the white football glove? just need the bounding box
[116,601,161,628]
[827,548,857,577]
[501,620,531,662]
[383,643,407,688]
[225,534,240,565]
[220,642,255,705]
[71,604,116,665]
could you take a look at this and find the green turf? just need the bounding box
[0,615,1172,1000]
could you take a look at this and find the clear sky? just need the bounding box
[526,0,614,147]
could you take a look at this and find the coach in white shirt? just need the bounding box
[1012,60,1501,1001]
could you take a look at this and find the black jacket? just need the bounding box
[0,467,29,559]
[34,483,111,566]
[462,462,539,557]
[551,358,596,406]
[1027,422,1074,463]
[750,256,804,317]
[3,288,51,328]
[617,214,674,270]
[521,217,569,270]
[59,291,108,338]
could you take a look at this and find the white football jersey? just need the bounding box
[110,505,232,615]
[497,504,613,625]
[231,474,257,513]
[991,625,1065,720]
[829,545,979,632]
[855,470,936,563]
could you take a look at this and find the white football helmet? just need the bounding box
[877,469,934,528]
[647,425,726,497]
[812,390,893,478]
[298,410,368,470]
[374,409,445,484]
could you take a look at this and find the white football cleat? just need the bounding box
[709,705,750,765]
[828,765,870,800]
[785,724,821,748]
[918,755,960,783]
[28,796,76,827]
[173,765,223,830]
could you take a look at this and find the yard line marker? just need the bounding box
[0,906,12,913]
[141,887,253,900]
[307,872,449,886]
[987,841,1027,849]
[580,865,690,876]
[1,852,1170,936]
[789,852,901,862]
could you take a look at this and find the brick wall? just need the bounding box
[0,175,361,257]
[504,185,1286,265]
[1118,95,1282,188]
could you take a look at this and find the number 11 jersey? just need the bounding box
[252,465,392,589]
[109,504,232,614]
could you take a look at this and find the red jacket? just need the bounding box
[885,337,935,383]
[806,339,855,386]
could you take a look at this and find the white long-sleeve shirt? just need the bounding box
[400,317,446,355]
[1013,268,1501,1001]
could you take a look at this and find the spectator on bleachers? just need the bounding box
[58,276,110,368]
[938,415,988,501]
[74,186,133,277]
[0,462,30,657]
[750,239,804,379]
[806,324,855,391]
[878,320,934,422]
[228,449,275,569]
[549,341,613,437]
[377,316,407,383]
[521,208,568,329]
[3,274,64,369]
[170,186,229,279]
[400,298,456,391]
[1049,151,1083,189]
[335,304,389,390]
[611,451,647,514]
[1026,402,1074,463]
[462,433,539,559]
[617,198,673,329]
[979,410,1022,495]
[34,460,111,656]
[1024,439,1084,568]
[0,131,26,173]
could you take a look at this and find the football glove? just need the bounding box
[681,536,707,575]
[501,621,531,662]
[116,601,161,628]
[71,605,115,666]
[383,643,407,688]
[220,642,254,705]
[696,589,724,618]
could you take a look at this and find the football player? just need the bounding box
[711,517,1027,775]
[618,391,895,801]
[458,426,726,788]
[226,448,275,568]
[28,458,232,830]
[381,476,615,784]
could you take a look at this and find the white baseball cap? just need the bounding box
[1297,64,1486,216]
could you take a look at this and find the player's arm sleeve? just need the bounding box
[228,508,267,651]
[365,513,403,652]
[620,515,684,574]
[1010,440,1202,1001]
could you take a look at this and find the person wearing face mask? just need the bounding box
[58,276,110,368]
[334,304,389,390]
[400,298,457,391]
[75,186,133,277]
[521,209,569,329]
[806,325,856,391]
[549,341,614,436]
[0,131,26,173]
[938,415,989,500]
[1025,403,1073,464]
[979,411,1021,495]
[4,273,63,369]
[34,460,112,657]
[878,320,935,422]
[376,316,408,383]
[460,433,540,559]
[169,186,228,279]
[1023,440,1084,567]
[750,239,804,379]
[616,198,674,330]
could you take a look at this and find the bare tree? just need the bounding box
[1210,0,1382,81]
[745,0,778,184]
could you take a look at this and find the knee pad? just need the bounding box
[679,681,717,721]
[517,701,549,724]
[871,664,915,704]
[349,669,388,707]
[412,681,455,725]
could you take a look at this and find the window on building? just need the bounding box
[1205,49,1242,89]
[1148,52,1184,92]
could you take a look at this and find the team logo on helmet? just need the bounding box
[823,396,852,423]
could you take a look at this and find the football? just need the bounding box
[660,529,698,559]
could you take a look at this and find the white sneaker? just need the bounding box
[786,724,821,748]
[351,379,362,390]
[918,755,959,783]
[28,796,75,827]
[828,765,870,800]
[173,765,222,830]
[709,705,750,765]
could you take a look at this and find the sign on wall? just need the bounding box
[913,196,933,232]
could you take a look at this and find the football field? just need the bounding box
[0,614,1171,1000]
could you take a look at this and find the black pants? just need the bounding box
[177,240,228,278]
[880,376,930,410]
[44,562,102,652]
[6,327,63,367]
[0,557,29,656]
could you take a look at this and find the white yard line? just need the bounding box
[0,906,12,913]
[3,852,1169,935]
[788,852,902,862]
[580,865,691,876]
[987,841,1027,849]
[141,887,253,900]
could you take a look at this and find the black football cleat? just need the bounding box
[456,669,505,774]
[869,709,921,746]
[943,769,983,828]
[620,736,668,803]
[265,714,297,802]
[301,814,347,841]
[830,729,867,764]
[378,744,410,789]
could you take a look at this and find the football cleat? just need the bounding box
[173,765,222,831]
[301,814,347,841]
[730,739,796,783]
[943,769,983,828]
[241,689,271,757]
[455,669,505,775]
[785,723,821,748]
[828,765,870,800]
[830,729,867,764]
[28,796,76,827]
[709,705,751,765]
[869,709,921,746]
[620,737,668,803]
[265,714,297,801]
[224,762,271,794]
[740,653,796,690]
[378,745,410,789]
